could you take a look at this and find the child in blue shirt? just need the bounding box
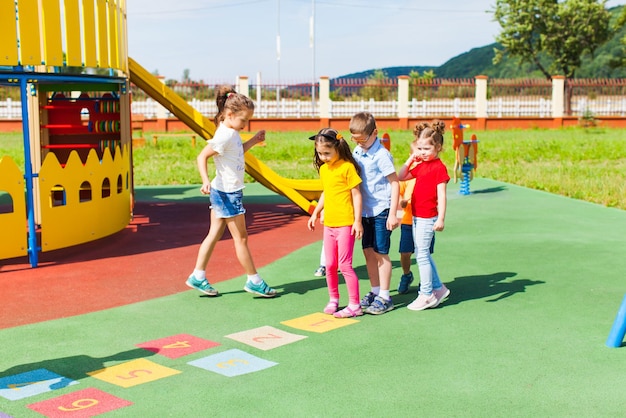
[350,112,400,314]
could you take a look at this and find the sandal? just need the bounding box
[323,301,339,315]
[333,306,363,318]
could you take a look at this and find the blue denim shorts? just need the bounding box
[361,209,392,255]
[399,223,435,254]
[209,189,245,218]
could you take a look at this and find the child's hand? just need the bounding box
[352,221,363,240]
[307,216,317,231]
[250,130,266,145]
[400,199,408,209]
[433,218,445,231]
[200,182,211,195]
[386,212,399,231]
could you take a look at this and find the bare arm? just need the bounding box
[351,186,363,239]
[398,155,421,181]
[386,172,400,230]
[308,193,325,231]
[242,130,266,153]
[433,181,447,231]
[196,144,219,195]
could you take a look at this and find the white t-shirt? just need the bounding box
[207,124,245,193]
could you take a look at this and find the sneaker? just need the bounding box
[365,296,394,315]
[314,266,326,277]
[186,275,219,296]
[433,284,450,307]
[360,291,377,308]
[244,279,277,298]
[407,293,437,311]
[397,272,414,294]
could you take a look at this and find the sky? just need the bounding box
[126,0,624,84]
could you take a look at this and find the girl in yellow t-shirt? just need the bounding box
[307,128,364,318]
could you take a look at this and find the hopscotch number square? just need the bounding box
[0,368,79,401]
[136,333,220,359]
[281,312,359,333]
[87,358,180,388]
[27,388,132,417]
[225,326,307,351]
[188,349,277,377]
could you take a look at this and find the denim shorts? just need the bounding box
[361,209,392,255]
[399,223,435,254]
[209,189,245,218]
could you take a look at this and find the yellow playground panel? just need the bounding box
[0,0,322,268]
[0,0,131,267]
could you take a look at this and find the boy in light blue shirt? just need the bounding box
[350,112,399,314]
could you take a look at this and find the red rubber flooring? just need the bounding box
[0,200,320,330]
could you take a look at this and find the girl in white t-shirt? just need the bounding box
[186,86,277,298]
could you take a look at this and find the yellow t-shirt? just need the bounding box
[320,159,362,227]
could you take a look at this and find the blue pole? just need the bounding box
[606,294,626,348]
[19,76,39,267]
[459,162,472,195]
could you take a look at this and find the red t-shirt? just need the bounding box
[409,159,450,218]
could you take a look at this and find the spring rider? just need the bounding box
[450,117,478,195]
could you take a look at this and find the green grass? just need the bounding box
[1,127,625,209]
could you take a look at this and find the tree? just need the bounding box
[408,69,436,100]
[360,69,393,101]
[492,0,611,113]
[182,69,191,83]
[616,5,626,66]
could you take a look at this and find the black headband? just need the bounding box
[308,132,342,141]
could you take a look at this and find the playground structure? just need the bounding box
[0,1,321,268]
[450,117,478,195]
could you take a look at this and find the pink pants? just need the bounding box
[323,225,360,305]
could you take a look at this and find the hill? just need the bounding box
[336,5,626,80]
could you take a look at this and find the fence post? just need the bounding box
[398,75,409,129]
[237,76,249,98]
[552,75,565,128]
[319,76,330,126]
[255,72,264,118]
[155,75,168,131]
[475,75,488,129]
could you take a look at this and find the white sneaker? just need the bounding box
[407,293,438,311]
[433,284,450,307]
[313,266,326,277]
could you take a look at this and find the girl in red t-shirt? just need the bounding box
[398,120,451,311]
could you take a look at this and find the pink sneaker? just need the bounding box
[407,293,438,311]
[433,284,450,307]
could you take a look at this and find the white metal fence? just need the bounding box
[1,96,625,119]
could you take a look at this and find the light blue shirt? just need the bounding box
[353,138,396,217]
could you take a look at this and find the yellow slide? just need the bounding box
[128,57,321,213]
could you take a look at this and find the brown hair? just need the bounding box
[413,119,446,149]
[214,85,255,126]
[349,111,377,136]
[310,128,361,176]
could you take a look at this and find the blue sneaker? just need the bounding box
[244,279,277,298]
[365,296,394,315]
[360,291,377,308]
[186,275,219,296]
[397,272,414,294]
